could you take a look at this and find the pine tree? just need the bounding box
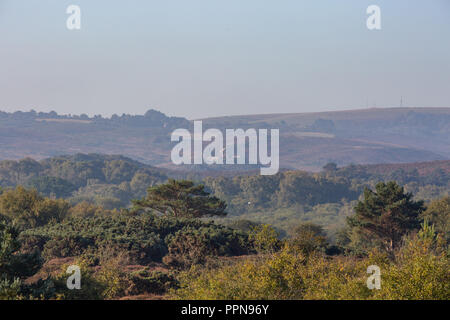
[348,181,424,253]
[132,179,227,218]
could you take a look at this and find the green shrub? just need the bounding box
[163,226,250,269]
[128,270,178,295]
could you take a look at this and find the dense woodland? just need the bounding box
[0,154,448,300]
[0,154,448,236]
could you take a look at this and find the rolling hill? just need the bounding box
[0,107,448,171]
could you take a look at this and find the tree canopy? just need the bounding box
[132,179,227,218]
[0,187,69,229]
[348,181,425,253]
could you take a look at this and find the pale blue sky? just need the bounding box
[0,0,449,119]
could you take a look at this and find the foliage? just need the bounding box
[163,226,250,269]
[173,246,363,300]
[0,186,69,229]
[225,219,261,233]
[174,225,449,300]
[0,153,447,301]
[0,221,43,279]
[371,228,449,300]
[421,196,449,243]
[204,171,359,215]
[288,223,328,256]
[67,201,116,218]
[20,214,250,267]
[0,154,168,210]
[0,277,22,300]
[249,225,281,254]
[95,264,130,299]
[348,181,424,253]
[0,154,447,227]
[0,220,48,300]
[25,176,76,198]
[323,162,338,173]
[53,259,106,300]
[132,179,227,218]
[127,269,178,296]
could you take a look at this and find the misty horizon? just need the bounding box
[1,106,449,121]
[1,0,449,119]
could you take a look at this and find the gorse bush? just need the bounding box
[0,277,22,300]
[53,259,106,300]
[173,246,363,300]
[174,225,449,300]
[164,226,250,269]
[0,220,49,300]
[127,270,178,295]
[421,196,449,243]
[249,224,281,254]
[20,214,251,267]
[370,222,449,300]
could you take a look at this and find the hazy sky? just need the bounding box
[0,0,449,119]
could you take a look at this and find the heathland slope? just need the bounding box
[0,107,448,171]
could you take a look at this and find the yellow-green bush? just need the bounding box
[174,233,449,300]
[53,258,130,300]
[371,232,449,300]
